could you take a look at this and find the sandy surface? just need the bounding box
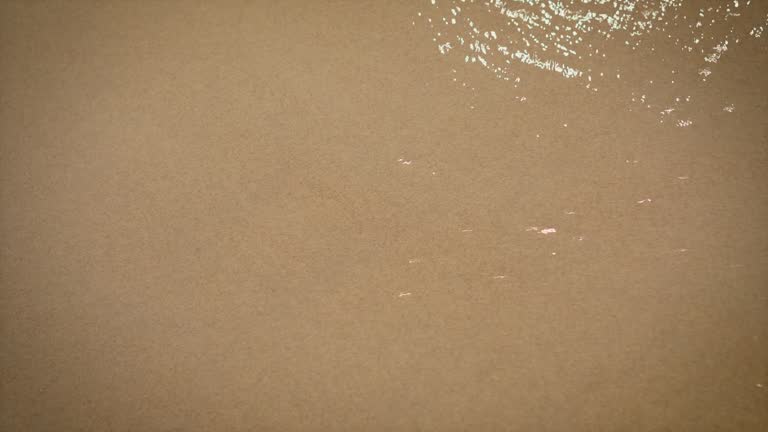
[1,1,767,431]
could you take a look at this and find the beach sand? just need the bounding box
[1,1,766,430]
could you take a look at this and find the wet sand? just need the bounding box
[1,1,767,431]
